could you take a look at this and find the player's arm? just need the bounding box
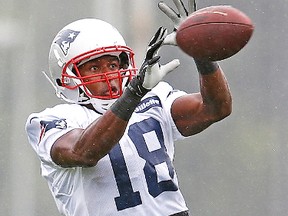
[50,111,127,167]
[51,27,179,168]
[158,0,231,136]
[171,60,232,136]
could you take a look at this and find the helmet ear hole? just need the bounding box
[119,52,129,69]
[56,78,62,86]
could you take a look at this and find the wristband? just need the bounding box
[194,59,219,75]
[110,87,142,121]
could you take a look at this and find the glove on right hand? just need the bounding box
[158,0,197,45]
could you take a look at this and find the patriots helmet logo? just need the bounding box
[54,29,80,55]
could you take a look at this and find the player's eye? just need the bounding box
[91,66,99,71]
[109,63,118,70]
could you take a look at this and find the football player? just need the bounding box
[25,0,232,215]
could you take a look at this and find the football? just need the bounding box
[176,5,254,61]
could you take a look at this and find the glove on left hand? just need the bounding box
[128,26,180,97]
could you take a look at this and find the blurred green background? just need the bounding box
[1,0,287,215]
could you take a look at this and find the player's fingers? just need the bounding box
[188,0,197,14]
[173,0,188,17]
[149,27,163,46]
[154,27,167,42]
[163,32,177,46]
[158,2,179,23]
[161,59,180,75]
[146,27,167,59]
[147,56,161,66]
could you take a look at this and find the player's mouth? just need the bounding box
[103,86,120,97]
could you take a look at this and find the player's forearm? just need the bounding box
[198,66,232,120]
[73,87,143,166]
[72,110,128,166]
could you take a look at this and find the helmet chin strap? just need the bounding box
[89,98,117,114]
[78,85,117,114]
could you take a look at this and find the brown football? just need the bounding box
[176,5,254,61]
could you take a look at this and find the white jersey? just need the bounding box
[25,82,189,216]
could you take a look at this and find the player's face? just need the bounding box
[78,55,122,98]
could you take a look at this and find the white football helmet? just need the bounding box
[47,18,137,114]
